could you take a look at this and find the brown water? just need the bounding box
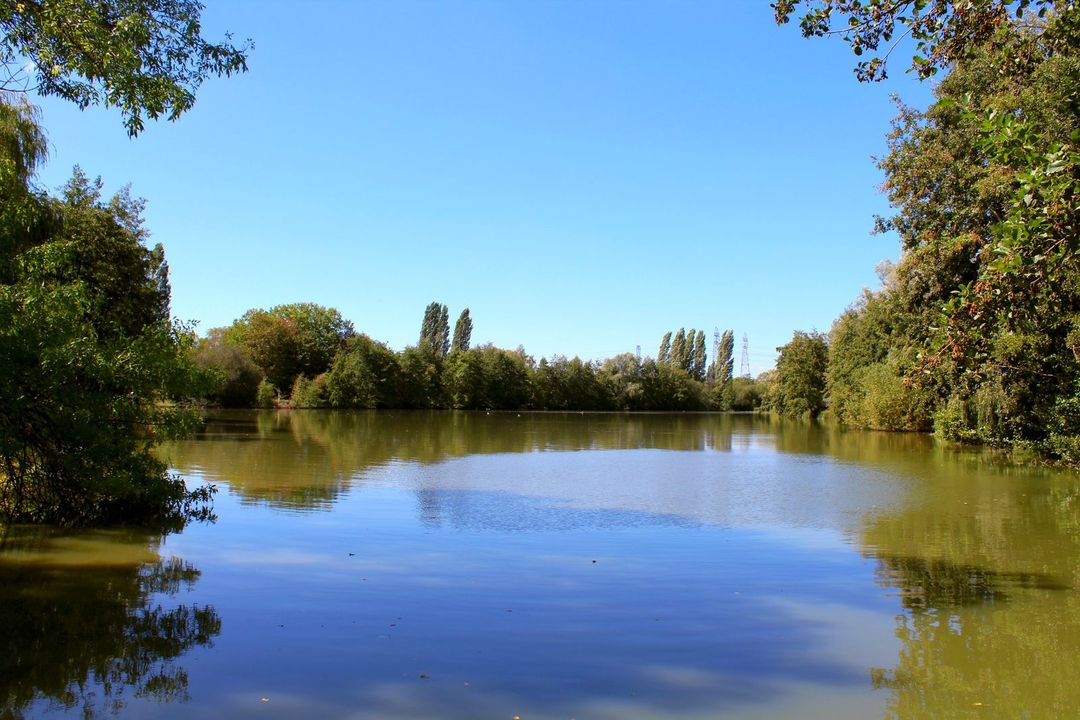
[2,410,1078,719]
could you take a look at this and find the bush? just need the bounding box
[290,374,329,409]
[192,330,263,407]
[255,379,277,408]
[325,335,402,408]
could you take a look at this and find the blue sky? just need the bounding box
[32,1,933,375]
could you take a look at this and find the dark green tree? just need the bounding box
[325,335,402,409]
[192,328,263,407]
[692,329,707,381]
[714,329,735,409]
[419,301,450,358]
[452,307,472,352]
[658,331,672,364]
[670,328,687,371]
[0,102,211,524]
[770,331,829,417]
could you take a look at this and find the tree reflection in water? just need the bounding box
[0,527,220,719]
[861,473,1080,720]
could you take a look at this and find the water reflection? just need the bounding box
[165,411,954,513]
[154,410,1080,718]
[0,527,220,719]
[860,467,1080,718]
[163,411,760,510]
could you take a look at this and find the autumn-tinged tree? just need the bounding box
[773,0,1060,81]
[225,304,352,392]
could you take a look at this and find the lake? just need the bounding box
[3,410,1078,719]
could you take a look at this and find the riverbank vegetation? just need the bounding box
[193,302,768,413]
[771,1,1080,462]
[0,0,248,525]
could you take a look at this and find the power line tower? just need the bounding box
[739,333,751,378]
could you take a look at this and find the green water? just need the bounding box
[2,411,1078,718]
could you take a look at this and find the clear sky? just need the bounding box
[31,0,933,375]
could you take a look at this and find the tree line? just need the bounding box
[770,1,1080,463]
[193,304,767,413]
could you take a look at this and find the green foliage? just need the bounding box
[691,329,707,381]
[225,303,353,391]
[773,0,1061,81]
[731,376,768,411]
[289,373,329,409]
[0,100,211,524]
[192,328,263,407]
[788,6,1080,459]
[0,0,249,135]
[324,335,402,409]
[657,332,672,364]
[770,331,829,418]
[533,356,611,410]
[419,301,450,358]
[452,308,473,353]
[707,329,736,409]
[670,328,688,372]
[255,379,276,409]
[397,345,444,408]
[444,345,531,410]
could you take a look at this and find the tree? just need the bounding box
[0,0,250,135]
[712,329,735,409]
[770,331,829,417]
[670,328,688,371]
[773,0,1060,81]
[225,303,352,391]
[192,328,263,407]
[658,332,672,364]
[419,301,450,358]
[325,335,402,409]
[452,307,473,352]
[717,330,735,385]
[0,102,211,524]
[692,329,707,381]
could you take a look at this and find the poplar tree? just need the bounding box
[658,332,672,364]
[718,331,734,384]
[671,329,687,371]
[717,330,735,409]
[436,305,450,357]
[452,308,472,352]
[419,302,440,350]
[692,330,707,381]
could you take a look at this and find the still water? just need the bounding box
[3,411,1079,719]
